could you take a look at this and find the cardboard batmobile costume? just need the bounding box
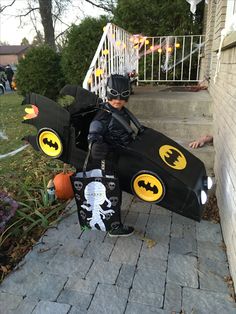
[22,85,210,221]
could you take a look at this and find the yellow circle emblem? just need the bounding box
[132,172,165,203]
[37,128,63,158]
[159,145,186,170]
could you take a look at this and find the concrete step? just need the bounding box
[138,116,213,140]
[128,87,212,118]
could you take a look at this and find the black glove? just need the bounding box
[91,142,109,160]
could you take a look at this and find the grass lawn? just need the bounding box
[0,92,71,282]
[0,93,63,186]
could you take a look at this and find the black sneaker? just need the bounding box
[108,224,134,237]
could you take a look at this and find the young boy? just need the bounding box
[88,74,135,237]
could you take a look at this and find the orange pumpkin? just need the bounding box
[53,169,74,200]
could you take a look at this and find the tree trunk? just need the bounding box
[38,0,55,49]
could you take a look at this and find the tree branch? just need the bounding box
[55,26,71,41]
[0,0,16,13]
[16,7,40,18]
[29,6,42,42]
[52,13,70,27]
[84,0,114,12]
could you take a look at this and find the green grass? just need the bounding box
[0,93,26,155]
[0,93,73,281]
[0,93,63,185]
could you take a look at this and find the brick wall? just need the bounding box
[202,0,236,290]
[0,52,26,66]
[211,44,236,292]
[200,0,216,80]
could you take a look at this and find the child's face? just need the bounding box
[108,99,126,110]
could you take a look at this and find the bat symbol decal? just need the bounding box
[42,138,59,150]
[164,149,181,166]
[37,128,63,158]
[159,145,187,170]
[132,172,165,203]
[138,180,158,194]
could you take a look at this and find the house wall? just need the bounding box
[0,52,26,66]
[200,0,216,80]
[202,0,236,290]
[0,55,18,66]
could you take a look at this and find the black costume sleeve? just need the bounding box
[87,110,112,161]
[87,110,110,144]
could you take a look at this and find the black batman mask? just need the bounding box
[106,74,130,101]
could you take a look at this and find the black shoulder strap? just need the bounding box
[124,107,144,133]
[101,104,136,140]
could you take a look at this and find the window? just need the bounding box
[225,0,236,29]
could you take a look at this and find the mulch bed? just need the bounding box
[202,193,220,223]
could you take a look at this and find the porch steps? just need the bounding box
[127,86,214,175]
[138,116,213,140]
[128,86,213,118]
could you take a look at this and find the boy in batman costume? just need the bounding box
[88,74,137,237]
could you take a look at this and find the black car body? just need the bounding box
[22,86,210,221]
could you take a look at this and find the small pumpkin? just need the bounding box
[53,164,74,200]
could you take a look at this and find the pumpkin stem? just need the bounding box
[63,163,68,174]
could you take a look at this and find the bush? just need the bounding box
[16,45,65,100]
[61,16,109,86]
[113,0,204,36]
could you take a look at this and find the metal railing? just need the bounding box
[83,23,138,99]
[83,23,205,99]
[138,35,205,83]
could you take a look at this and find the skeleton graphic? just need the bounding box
[81,181,115,231]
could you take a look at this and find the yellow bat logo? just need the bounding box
[37,128,63,158]
[132,173,165,202]
[159,145,187,170]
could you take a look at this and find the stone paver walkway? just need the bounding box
[1,193,236,314]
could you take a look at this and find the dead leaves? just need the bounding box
[202,194,220,223]
[135,230,157,248]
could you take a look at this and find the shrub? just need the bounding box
[61,16,109,86]
[113,0,204,36]
[16,45,65,100]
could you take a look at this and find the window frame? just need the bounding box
[225,0,236,29]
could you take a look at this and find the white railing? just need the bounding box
[83,23,205,99]
[83,23,138,99]
[138,35,205,83]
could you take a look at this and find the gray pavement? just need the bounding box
[1,193,236,314]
